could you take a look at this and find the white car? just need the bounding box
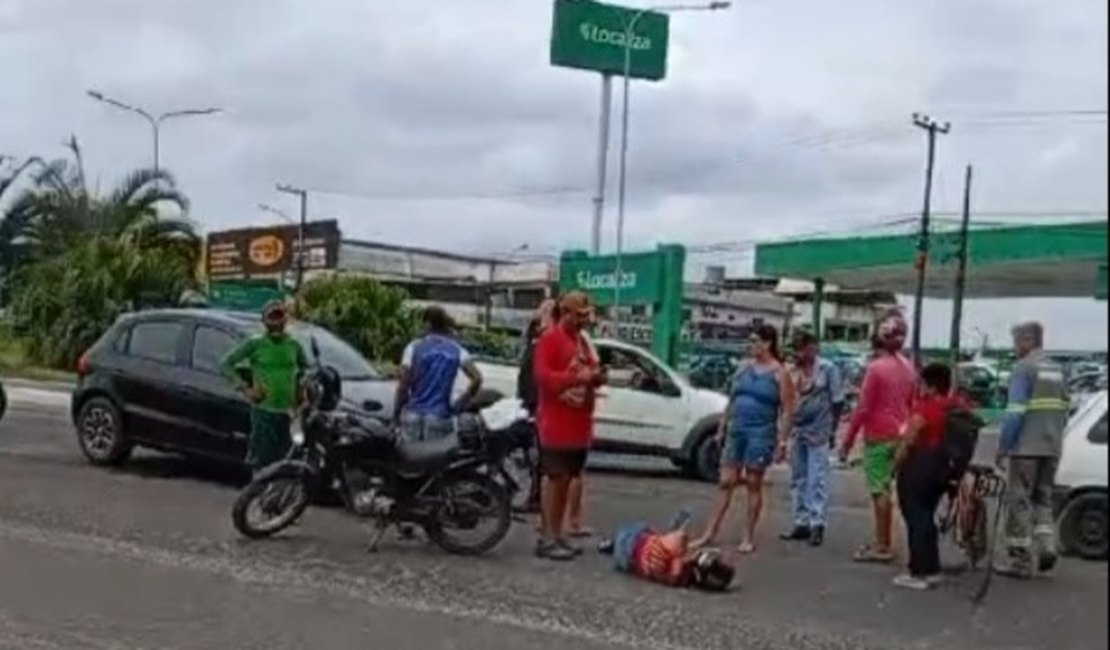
[1055,389,1108,560]
[471,338,729,481]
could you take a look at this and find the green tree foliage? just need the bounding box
[298,274,420,363]
[1,138,200,369]
[8,238,198,368]
[1,137,197,265]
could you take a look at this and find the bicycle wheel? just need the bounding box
[964,499,989,571]
[971,497,1006,605]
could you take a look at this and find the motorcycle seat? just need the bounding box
[396,434,460,470]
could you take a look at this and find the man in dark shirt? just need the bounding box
[516,299,557,513]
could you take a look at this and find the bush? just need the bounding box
[8,237,196,369]
[298,275,420,364]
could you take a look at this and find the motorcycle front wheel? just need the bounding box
[424,472,512,556]
[232,469,311,539]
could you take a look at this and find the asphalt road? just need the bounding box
[0,384,1106,650]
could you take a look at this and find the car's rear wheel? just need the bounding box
[1059,491,1108,561]
[76,397,132,466]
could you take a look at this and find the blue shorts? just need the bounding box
[723,428,775,471]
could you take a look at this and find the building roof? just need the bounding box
[754,220,1107,299]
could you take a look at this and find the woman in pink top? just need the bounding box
[838,310,917,562]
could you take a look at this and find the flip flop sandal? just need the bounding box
[853,545,894,563]
[738,542,756,555]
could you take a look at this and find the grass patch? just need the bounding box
[0,329,75,383]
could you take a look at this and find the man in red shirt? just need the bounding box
[533,292,607,561]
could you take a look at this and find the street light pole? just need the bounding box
[258,203,295,224]
[86,90,221,174]
[276,184,308,292]
[612,2,731,334]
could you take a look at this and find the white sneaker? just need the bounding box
[892,574,932,591]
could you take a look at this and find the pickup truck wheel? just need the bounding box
[690,431,721,483]
[1059,491,1108,561]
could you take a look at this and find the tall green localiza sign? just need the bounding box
[559,245,685,366]
[550,0,670,81]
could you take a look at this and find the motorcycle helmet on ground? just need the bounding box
[688,548,736,592]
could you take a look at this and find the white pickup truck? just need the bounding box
[470,338,729,482]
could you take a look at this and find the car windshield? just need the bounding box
[287,323,381,381]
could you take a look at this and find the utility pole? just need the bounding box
[276,184,308,292]
[910,113,950,366]
[949,164,973,367]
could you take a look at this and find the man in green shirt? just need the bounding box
[221,300,309,474]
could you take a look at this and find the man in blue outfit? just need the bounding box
[393,306,483,441]
[781,330,845,547]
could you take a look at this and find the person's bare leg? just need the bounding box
[741,469,765,553]
[692,467,738,548]
[566,476,590,534]
[874,493,893,552]
[541,475,570,540]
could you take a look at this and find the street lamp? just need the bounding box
[258,202,295,224]
[86,90,221,174]
[611,2,731,330]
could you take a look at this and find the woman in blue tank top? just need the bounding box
[693,325,795,554]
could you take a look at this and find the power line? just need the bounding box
[944,109,1108,119]
[306,122,912,203]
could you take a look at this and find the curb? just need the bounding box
[1,377,75,393]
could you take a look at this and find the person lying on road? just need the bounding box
[597,511,736,592]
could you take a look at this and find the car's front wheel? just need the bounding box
[1059,491,1108,561]
[76,397,133,466]
[689,429,721,483]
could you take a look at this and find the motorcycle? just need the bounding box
[231,366,513,556]
[476,398,538,514]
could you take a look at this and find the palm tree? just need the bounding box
[0,155,47,300]
[1,136,199,263]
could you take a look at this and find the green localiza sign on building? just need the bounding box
[207,280,286,312]
[559,245,686,365]
[550,0,670,81]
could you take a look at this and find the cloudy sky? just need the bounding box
[2,0,1107,348]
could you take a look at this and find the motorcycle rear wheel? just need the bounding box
[424,472,511,556]
[232,470,310,539]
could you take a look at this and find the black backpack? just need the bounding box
[942,405,985,482]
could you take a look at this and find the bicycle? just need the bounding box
[936,463,1008,603]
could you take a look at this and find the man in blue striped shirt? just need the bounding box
[393,306,483,441]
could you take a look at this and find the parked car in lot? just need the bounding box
[1055,389,1108,560]
[71,309,396,468]
[472,338,729,481]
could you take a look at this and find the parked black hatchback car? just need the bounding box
[71,309,397,468]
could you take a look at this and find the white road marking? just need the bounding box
[5,387,70,410]
[0,519,697,650]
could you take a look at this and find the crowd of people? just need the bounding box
[222,293,1071,592]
